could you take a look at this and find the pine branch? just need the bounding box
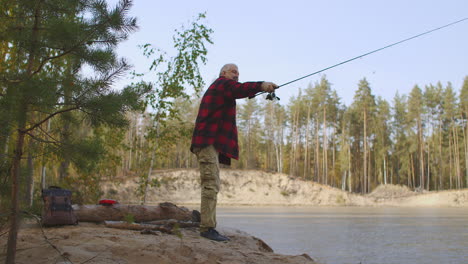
[37,125,61,143]
[25,131,60,145]
[21,106,80,134]
[31,2,135,76]
[32,49,77,76]
[75,59,129,101]
[78,108,107,123]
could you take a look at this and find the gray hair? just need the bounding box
[219,63,238,77]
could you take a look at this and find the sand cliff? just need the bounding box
[102,169,468,207]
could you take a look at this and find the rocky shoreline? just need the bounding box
[1,221,317,264]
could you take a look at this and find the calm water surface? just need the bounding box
[217,207,468,264]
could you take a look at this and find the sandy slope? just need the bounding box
[102,169,468,207]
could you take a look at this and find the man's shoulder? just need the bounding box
[208,77,233,90]
[211,76,230,85]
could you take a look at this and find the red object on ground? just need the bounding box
[98,199,118,206]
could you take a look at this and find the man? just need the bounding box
[190,63,277,241]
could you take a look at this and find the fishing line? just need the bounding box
[250,17,468,100]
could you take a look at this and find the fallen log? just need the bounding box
[73,202,199,223]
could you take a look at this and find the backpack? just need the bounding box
[41,186,78,226]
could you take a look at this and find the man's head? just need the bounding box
[219,63,239,81]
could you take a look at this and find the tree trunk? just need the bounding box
[323,107,328,185]
[304,104,311,179]
[341,171,346,190]
[277,113,284,173]
[453,124,461,189]
[410,154,415,189]
[426,146,430,190]
[383,157,387,185]
[7,3,41,261]
[363,110,367,193]
[73,202,196,223]
[26,144,34,207]
[449,133,453,189]
[58,115,70,180]
[6,130,26,264]
[1,135,9,168]
[142,153,155,204]
[418,117,425,189]
[348,146,352,192]
[439,121,443,190]
[463,123,468,188]
[331,125,336,187]
[40,119,51,190]
[314,121,320,182]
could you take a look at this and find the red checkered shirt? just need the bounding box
[190,77,263,165]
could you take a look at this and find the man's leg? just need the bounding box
[195,145,228,241]
[196,145,220,232]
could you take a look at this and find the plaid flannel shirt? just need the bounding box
[190,77,263,165]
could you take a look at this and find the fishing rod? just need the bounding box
[250,17,468,101]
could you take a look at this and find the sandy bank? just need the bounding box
[102,169,468,207]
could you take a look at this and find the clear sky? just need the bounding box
[112,0,468,106]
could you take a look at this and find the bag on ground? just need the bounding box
[41,186,78,226]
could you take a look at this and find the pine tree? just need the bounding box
[238,98,262,169]
[408,85,425,189]
[443,83,460,188]
[391,92,409,186]
[461,76,468,187]
[338,108,352,191]
[423,83,444,190]
[375,97,391,186]
[350,78,376,193]
[262,101,286,173]
[286,90,307,177]
[1,1,144,262]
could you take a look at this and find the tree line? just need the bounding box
[120,75,467,195]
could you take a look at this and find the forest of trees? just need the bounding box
[122,76,468,195]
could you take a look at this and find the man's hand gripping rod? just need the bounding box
[249,84,281,101]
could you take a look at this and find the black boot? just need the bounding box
[200,228,230,242]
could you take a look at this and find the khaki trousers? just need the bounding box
[193,145,220,232]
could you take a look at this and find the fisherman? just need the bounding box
[190,63,277,241]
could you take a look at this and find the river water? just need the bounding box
[217,206,468,264]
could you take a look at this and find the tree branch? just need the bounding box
[31,0,136,77]
[25,131,60,145]
[21,106,80,134]
[76,61,129,101]
[37,125,61,143]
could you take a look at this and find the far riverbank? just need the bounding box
[101,169,468,207]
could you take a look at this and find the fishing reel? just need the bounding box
[266,92,280,101]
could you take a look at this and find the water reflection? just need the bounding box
[217,207,468,264]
